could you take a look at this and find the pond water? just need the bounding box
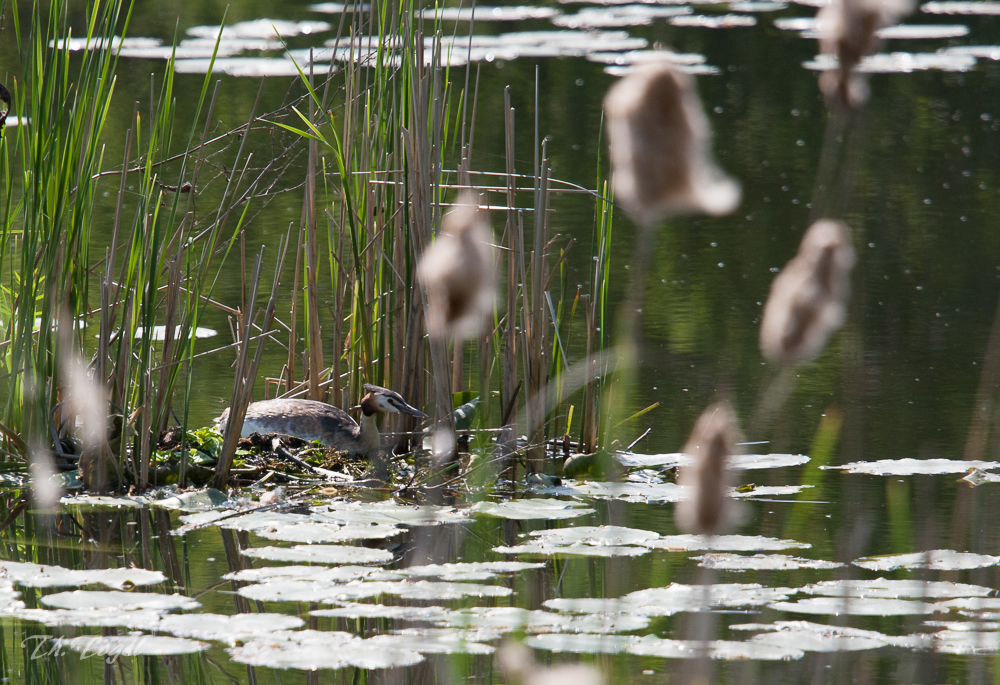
[3,0,1000,682]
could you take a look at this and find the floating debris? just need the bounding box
[470,498,594,519]
[669,13,758,26]
[186,19,332,40]
[821,458,1000,475]
[419,6,562,20]
[854,549,1000,571]
[922,0,1000,12]
[692,553,844,570]
[876,23,969,38]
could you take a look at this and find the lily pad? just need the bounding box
[366,629,495,654]
[227,630,424,670]
[614,452,809,470]
[644,535,811,552]
[470,499,594,520]
[242,545,394,565]
[223,565,381,583]
[524,633,640,654]
[527,525,659,546]
[494,542,650,557]
[40,591,199,612]
[186,19,331,39]
[771,597,934,616]
[853,549,1000,571]
[821,458,1000,475]
[240,579,512,603]
[545,583,793,616]
[397,561,545,581]
[626,635,804,660]
[691,554,843,571]
[311,500,471,526]
[0,561,167,589]
[256,522,402,544]
[311,604,453,620]
[732,621,896,652]
[801,579,992,599]
[55,634,208,656]
[146,612,305,643]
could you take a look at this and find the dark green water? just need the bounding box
[3,0,1000,682]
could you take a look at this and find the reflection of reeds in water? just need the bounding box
[676,402,742,536]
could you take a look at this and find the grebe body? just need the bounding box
[215,384,426,455]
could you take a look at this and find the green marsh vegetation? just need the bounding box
[0,0,999,683]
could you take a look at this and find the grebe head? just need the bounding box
[360,384,428,418]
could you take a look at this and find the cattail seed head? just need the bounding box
[759,219,856,365]
[604,63,740,224]
[417,194,496,341]
[816,0,913,107]
[675,402,742,535]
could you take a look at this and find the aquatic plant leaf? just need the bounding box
[141,613,304,644]
[876,22,969,37]
[802,578,992,598]
[627,635,805,660]
[223,565,381,583]
[311,500,471,526]
[187,19,331,39]
[40,590,199,612]
[1,607,163,628]
[925,630,1000,654]
[922,1,1000,13]
[311,604,454,620]
[310,2,372,13]
[615,452,809,470]
[215,510,312,531]
[0,561,167,589]
[256,522,402,543]
[240,579,512,603]
[494,542,650,557]
[436,606,650,634]
[397,561,545,581]
[527,525,659,546]
[771,597,934,615]
[669,13,758,26]
[50,36,161,51]
[553,6,693,28]
[154,488,229,511]
[470,498,594,519]
[821,458,1000,475]
[803,51,977,72]
[367,629,495,654]
[418,5,562,20]
[936,597,1000,612]
[644,534,811,551]
[242,545,394,565]
[175,58,334,77]
[55,634,208,656]
[524,633,640,653]
[733,620,898,651]
[59,494,147,508]
[853,549,1000,571]
[545,583,793,616]
[692,553,843,570]
[730,1,789,10]
[227,630,424,670]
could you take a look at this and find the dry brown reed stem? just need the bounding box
[417,194,496,341]
[817,0,913,108]
[604,63,740,224]
[759,219,856,365]
[676,403,742,535]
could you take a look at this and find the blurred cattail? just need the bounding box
[759,219,856,365]
[604,63,740,224]
[498,640,604,685]
[417,193,496,341]
[675,403,742,535]
[816,0,913,107]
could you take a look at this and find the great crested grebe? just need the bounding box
[215,384,427,455]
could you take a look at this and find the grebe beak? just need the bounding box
[399,403,428,419]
